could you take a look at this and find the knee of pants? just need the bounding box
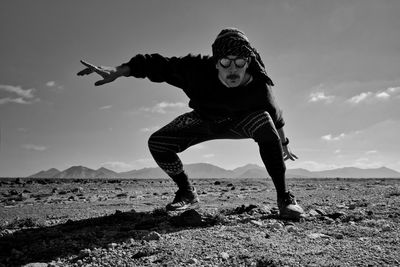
[251,113,281,143]
[148,132,183,154]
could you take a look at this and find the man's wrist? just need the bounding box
[116,64,131,77]
[281,137,289,146]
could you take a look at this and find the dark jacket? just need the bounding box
[122,54,285,129]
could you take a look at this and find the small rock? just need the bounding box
[79,248,91,257]
[22,263,48,267]
[214,181,221,185]
[348,203,356,210]
[315,208,326,215]
[71,187,83,194]
[327,211,346,220]
[220,252,229,260]
[382,224,392,232]
[286,225,298,233]
[307,233,330,239]
[335,233,344,239]
[143,231,162,241]
[187,258,199,264]
[250,220,263,226]
[116,192,128,198]
[171,209,203,227]
[108,243,118,249]
[266,221,284,230]
[308,209,320,217]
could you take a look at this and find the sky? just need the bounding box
[1,0,400,177]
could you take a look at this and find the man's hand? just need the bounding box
[282,145,298,161]
[77,60,128,86]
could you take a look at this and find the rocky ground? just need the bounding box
[0,177,400,267]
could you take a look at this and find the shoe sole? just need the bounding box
[166,201,200,211]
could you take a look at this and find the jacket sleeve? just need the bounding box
[121,53,201,90]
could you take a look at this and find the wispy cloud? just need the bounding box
[347,92,373,104]
[46,81,63,90]
[46,81,56,87]
[321,133,346,141]
[0,84,39,105]
[140,126,160,132]
[346,86,400,104]
[99,105,112,110]
[141,101,187,114]
[308,92,335,104]
[22,144,47,151]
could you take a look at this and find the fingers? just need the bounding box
[77,68,94,76]
[283,152,298,161]
[78,60,103,76]
[94,79,108,86]
[80,60,98,70]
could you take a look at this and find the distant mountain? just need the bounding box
[185,163,233,178]
[232,164,265,177]
[27,163,400,179]
[95,167,119,178]
[314,166,400,178]
[29,168,60,178]
[119,167,166,179]
[286,168,316,178]
[55,166,98,179]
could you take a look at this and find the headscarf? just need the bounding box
[212,28,274,86]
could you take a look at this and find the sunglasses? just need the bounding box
[219,57,249,68]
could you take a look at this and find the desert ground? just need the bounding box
[1,177,399,267]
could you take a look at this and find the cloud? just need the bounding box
[46,81,56,87]
[22,144,47,151]
[347,92,373,104]
[141,101,187,114]
[321,133,346,141]
[140,126,160,132]
[45,81,63,90]
[0,84,39,105]
[308,92,335,104]
[346,86,400,104]
[99,105,112,110]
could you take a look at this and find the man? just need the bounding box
[78,28,305,219]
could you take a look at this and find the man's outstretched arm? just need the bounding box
[77,60,130,86]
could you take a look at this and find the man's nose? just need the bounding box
[227,63,238,71]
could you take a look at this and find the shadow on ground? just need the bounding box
[0,208,224,266]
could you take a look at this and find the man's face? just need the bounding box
[216,55,250,88]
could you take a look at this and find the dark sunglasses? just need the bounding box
[219,57,249,68]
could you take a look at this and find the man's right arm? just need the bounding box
[78,54,201,88]
[120,53,203,89]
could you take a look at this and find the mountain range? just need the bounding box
[28,163,400,179]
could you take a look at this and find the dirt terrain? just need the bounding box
[1,177,400,267]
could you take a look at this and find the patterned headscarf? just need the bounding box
[212,28,274,86]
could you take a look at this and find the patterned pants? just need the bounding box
[148,110,287,191]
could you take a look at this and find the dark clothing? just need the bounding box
[122,54,284,129]
[148,110,286,194]
[123,53,288,196]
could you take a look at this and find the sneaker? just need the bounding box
[166,186,199,211]
[277,191,305,220]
